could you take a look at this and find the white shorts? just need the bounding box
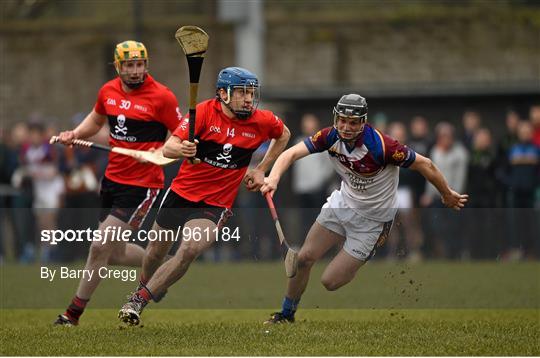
[33,176,65,209]
[316,190,394,261]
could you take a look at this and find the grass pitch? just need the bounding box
[1,309,538,356]
[1,261,539,355]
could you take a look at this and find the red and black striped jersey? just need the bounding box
[170,98,284,208]
[94,75,181,188]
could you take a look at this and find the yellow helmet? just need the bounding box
[113,40,149,74]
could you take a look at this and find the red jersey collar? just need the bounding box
[212,97,223,113]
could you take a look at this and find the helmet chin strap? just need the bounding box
[124,81,144,89]
[121,72,147,90]
[222,100,252,120]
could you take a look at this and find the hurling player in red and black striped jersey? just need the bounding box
[118,67,290,326]
[53,41,182,326]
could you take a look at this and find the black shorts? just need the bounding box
[155,189,232,230]
[99,176,160,229]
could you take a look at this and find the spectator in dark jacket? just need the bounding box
[408,116,432,206]
[495,109,520,206]
[466,128,498,258]
[462,110,482,151]
[505,121,540,260]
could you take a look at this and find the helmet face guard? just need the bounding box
[332,94,368,141]
[114,41,149,89]
[216,67,260,120]
[221,84,260,119]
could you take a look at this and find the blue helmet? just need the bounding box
[216,67,260,119]
[216,67,259,90]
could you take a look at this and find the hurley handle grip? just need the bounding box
[50,136,112,152]
[265,192,279,221]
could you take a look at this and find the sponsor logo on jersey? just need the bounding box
[110,133,137,142]
[203,157,238,169]
[111,114,137,142]
[134,104,148,112]
[210,126,222,133]
[202,143,240,169]
[115,114,128,135]
[345,172,374,192]
[106,98,117,106]
[216,143,233,163]
[241,131,256,138]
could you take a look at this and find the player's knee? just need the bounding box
[321,269,355,291]
[321,277,342,291]
[320,276,334,291]
[176,246,199,264]
[89,242,111,260]
[146,247,166,264]
[108,251,121,264]
[298,250,317,268]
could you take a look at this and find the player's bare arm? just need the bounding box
[409,153,469,210]
[245,125,291,191]
[260,141,311,196]
[162,135,198,159]
[57,109,106,145]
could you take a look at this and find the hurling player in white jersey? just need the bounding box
[261,94,468,323]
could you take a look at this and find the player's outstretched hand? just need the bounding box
[441,190,468,210]
[56,130,77,145]
[244,168,264,192]
[260,176,278,196]
[179,139,198,158]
